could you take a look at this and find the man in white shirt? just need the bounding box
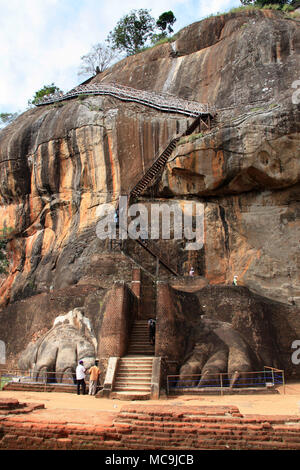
[76,360,86,395]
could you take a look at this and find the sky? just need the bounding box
[0,0,241,114]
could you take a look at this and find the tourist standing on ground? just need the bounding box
[88,360,101,395]
[76,360,86,395]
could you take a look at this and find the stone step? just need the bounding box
[110,391,151,400]
[119,357,154,362]
[118,364,153,370]
[131,326,149,329]
[117,374,152,380]
[115,374,152,380]
[115,379,152,386]
[126,352,154,356]
[130,335,150,338]
[128,338,152,342]
[128,349,153,357]
[113,385,151,392]
[117,364,153,369]
[129,329,151,332]
[128,340,152,344]
[127,347,154,352]
[129,332,150,336]
[116,378,152,384]
[119,359,153,364]
[128,343,152,347]
[126,353,154,356]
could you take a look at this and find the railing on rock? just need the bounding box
[35,82,215,118]
[167,366,285,396]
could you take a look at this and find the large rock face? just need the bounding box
[99,9,299,110]
[156,104,300,303]
[0,9,299,374]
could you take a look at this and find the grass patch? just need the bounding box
[88,103,103,112]
[286,10,300,17]
[152,35,177,47]
[261,3,282,10]
[203,5,260,19]
[228,5,260,14]
[51,102,64,108]
[203,3,298,20]
[0,376,10,390]
[137,33,178,53]
[250,106,265,112]
[179,132,204,144]
[77,94,89,101]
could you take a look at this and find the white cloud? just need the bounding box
[0,0,239,113]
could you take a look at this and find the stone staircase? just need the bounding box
[111,320,155,399]
[127,320,155,356]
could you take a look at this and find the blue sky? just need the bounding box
[0,0,240,114]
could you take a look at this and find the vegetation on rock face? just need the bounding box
[151,11,177,44]
[240,0,293,7]
[156,11,176,35]
[28,83,63,106]
[0,228,11,275]
[0,112,18,126]
[107,9,156,56]
[107,9,177,56]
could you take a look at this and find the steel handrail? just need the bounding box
[35,82,214,117]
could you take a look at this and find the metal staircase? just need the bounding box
[130,137,180,199]
[123,113,213,277]
[129,113,212,200]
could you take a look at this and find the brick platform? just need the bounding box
[1,400,300,450]
[0,397,44,415]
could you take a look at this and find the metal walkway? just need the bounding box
[35,82,215,118]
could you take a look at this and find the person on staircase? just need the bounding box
[148,318,156,346]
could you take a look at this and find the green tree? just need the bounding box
[156,11,176,36]
[107,9,156,56]
[28,83,63,106]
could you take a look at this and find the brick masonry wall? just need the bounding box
[98,282,138,359]
[1,402,300,450]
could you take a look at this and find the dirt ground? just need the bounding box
[2,383,300,424]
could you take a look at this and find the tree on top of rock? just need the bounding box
[78,42,118,77]
[107,9,156,56]
[156,11,176,36]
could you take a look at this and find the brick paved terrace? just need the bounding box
[1,383,300,450]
